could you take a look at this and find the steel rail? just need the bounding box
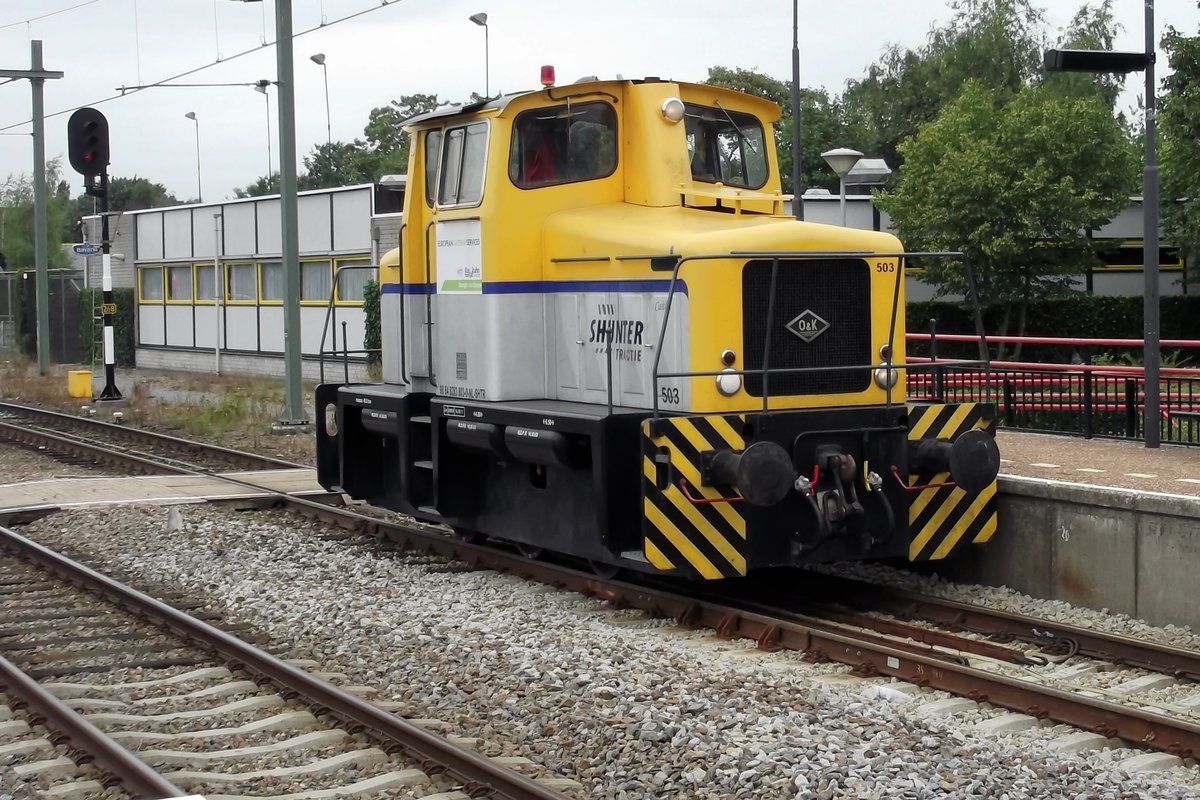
[0,420,186,475]
[241,497,1200,758]
[700,590,1043,667]
[858,584,1200,681]
[0,400,304,471]
[0,650,187,798]
[0,524,567,800]
[8,411,1200,759]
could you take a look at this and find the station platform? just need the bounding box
[995,430,1200,496]
[0,468,327,514]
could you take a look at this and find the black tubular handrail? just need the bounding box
[318,262,383,384]
[649,250,990,419]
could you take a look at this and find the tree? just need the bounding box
[1,160,72,270]
[704,67,846,193]
[62,176,178,240]
[233,173,281,199]
[841,0,1050,167]
[1040,0,1125,112]
[876,81,1136,346]
[1160,21,1200,278]
[236,93,442,196]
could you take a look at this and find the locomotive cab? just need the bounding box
[316,74,999,579]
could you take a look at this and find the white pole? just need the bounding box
[839,177,847,227]
[213,211,222,375]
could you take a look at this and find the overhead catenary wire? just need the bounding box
[0,0,402,133]
[0,0,102,31]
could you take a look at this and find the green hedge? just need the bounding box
[79,288,136,367]
[907,295,1200,365]
[363,279,381,366]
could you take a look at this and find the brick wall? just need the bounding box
[81,214,137,290]
[373,214,402,259]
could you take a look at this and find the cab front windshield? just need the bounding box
[684,102,768,189]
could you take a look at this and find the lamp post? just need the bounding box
[821,147,863,227]
[1043,2,1158,447]
[790,0,803,220]
[254,79,272,180]
[469,12,489,97]
[230,0,306,425]
[310,53,330,148]
[184,111,202,203]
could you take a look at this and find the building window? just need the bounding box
[260,261,283,302]
[510,102,617,188]
[226,263,256,302]
[438,122,488,207]
[167,265,192,301]
[335,257,374,303]
[301,260,332,302]
[139,267,164,302]
[196,264,219,301]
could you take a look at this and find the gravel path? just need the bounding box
[18,504,1200,799]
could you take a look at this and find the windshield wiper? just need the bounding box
[714,100,758,153]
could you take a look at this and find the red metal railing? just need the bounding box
[904,332,1200,444]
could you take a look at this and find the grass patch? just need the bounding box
[158,391,276,438]
[0,359,316,463]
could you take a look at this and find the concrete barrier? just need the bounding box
[943,476,1200,630]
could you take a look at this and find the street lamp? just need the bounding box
[790,0,803,220]
[310,53,331,148]
[254,79,273,180]
[1044,3,1158,447]
[469,12,489,97]
[184,111,202,203]
[821,147,863,227]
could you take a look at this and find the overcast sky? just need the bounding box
[1,0,1197,206]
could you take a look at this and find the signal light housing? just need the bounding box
[540,65,555,87]
[67,107,110,178]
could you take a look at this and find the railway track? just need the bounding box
[0,524,570,799]
[4,407,1200,767]
[0,400,302,474]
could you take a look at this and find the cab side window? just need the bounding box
[424,130,442,207]
[438,122,488,207]
[509,102,617,188]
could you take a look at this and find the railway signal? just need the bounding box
[66,107,121,402]
[67,107,109,178]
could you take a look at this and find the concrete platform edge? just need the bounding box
[944,475,1200,631]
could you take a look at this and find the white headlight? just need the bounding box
[661,97,685,123]
[716,369,741,396]
[873,365,899,390]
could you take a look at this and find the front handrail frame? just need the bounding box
[649,250,990,419]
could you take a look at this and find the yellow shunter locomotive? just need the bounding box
[315,70,1001,579]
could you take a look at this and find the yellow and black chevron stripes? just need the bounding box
[906,402,998,561]
[640,415,748,579]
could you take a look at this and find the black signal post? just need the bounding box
[67,107,121,401]
[1044,2,1158,447]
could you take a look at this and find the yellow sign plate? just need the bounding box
[101,303,117,315]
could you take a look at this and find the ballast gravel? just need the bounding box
[20,504,1200,799]
[0,440,106,483]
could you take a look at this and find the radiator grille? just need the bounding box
[742,258,873,396]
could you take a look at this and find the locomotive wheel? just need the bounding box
[452,527,482,544]
[588,560,622,579]
[517,543,545,559]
